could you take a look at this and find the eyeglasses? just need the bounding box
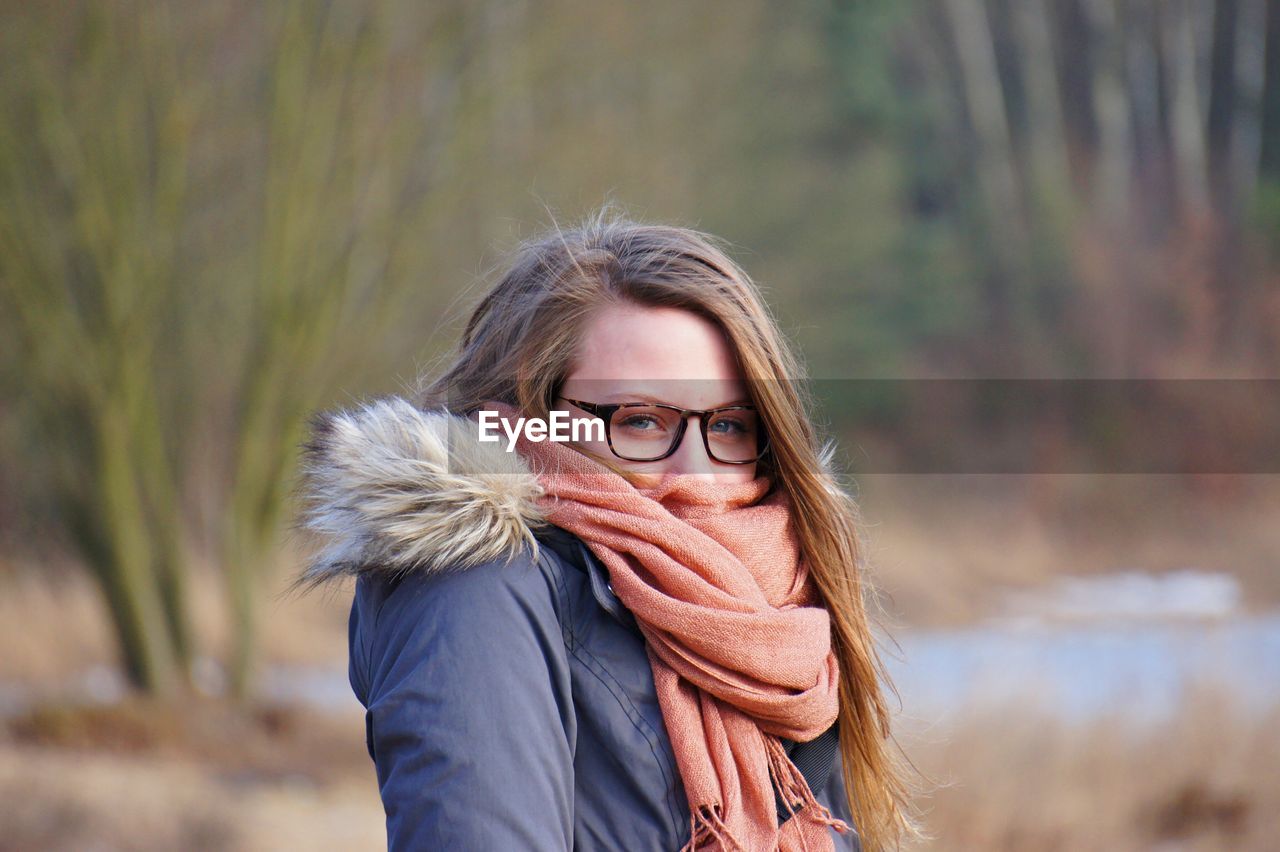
[558,397,768,464]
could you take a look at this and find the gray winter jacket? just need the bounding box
[299,397,862,850]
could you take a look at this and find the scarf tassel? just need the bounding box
[681,739,854,852]
[681,803,752,852]
[764,735,854,844]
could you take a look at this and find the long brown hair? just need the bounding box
[418,202,926,851]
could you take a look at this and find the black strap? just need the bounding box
[775,723,840,824]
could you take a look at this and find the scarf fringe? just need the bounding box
[764,735,854,843]
[681,804,753,852]
[680,738,854,852]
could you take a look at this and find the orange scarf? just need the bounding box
[488,403,852,851]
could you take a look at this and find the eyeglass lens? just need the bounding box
[608,405,761,462]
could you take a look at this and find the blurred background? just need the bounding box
[2,0,1278,849]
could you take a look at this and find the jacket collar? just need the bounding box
[295,396,547,587]
[535,524,639,634]
[294,395,639,632]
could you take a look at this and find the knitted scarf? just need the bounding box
[487,403,853,851]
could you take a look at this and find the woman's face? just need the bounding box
[554,302,758,482]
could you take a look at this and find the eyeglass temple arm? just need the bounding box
[558,397,608,417]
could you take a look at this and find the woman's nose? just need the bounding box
[664,415,718,475]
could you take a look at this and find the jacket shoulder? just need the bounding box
[348,543,580,850]
[348,543,575,704]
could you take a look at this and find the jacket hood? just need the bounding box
[292,396,547,589]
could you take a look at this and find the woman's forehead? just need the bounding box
[567,303,745,386]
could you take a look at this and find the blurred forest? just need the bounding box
[1,0,1277,703]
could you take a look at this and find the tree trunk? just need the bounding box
[1207,0,1241,212]
[1048,0,1103,201]
[1260,0,1280,184]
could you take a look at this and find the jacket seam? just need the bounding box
[576,541,640,634]
[542,549,576,654]
[552,544,691,834]
[356,578,381,699]
[364,571,425,694]
[567,641,684,838]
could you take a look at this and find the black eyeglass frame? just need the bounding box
[557,397,769,465]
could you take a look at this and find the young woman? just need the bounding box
[294,207,920,851]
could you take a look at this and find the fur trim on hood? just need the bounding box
[292,396,547,589]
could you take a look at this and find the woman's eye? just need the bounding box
[619,414,665,431]
[709,417,749,435]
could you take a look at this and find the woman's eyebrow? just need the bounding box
[599,391,752,407]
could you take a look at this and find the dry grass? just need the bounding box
[0,555,353,684]
[854,474,1280,627]
[0,557,375,850]
[898,678,1280,851]
[0,743,383,852]
[0,695,380,852]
